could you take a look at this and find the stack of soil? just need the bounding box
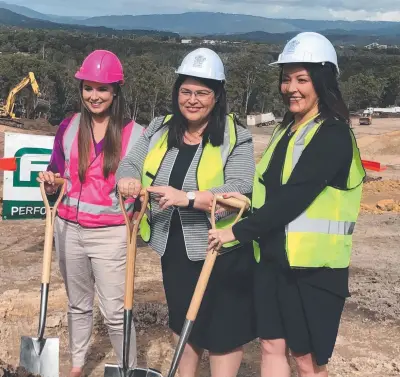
[0,360,39,377]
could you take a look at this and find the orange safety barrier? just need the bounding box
[361,159,387,172]
[0,157,17,171]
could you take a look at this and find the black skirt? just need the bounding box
[161,211,256,353]
[254,258,348,366]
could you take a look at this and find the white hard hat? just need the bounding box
[176,48,226,81]
[270,32,339,74]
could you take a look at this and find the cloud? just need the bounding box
[218,0,400,12]
[6,0,400,20]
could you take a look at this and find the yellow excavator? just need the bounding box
[0,72,50,127]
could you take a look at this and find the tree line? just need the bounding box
[1,28,400,125]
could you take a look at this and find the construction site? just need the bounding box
[0,110,399,377]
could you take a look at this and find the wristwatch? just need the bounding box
[186,191,196,209]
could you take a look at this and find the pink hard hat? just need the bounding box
[75,50,124,84]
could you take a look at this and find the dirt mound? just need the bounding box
[357,131,400,166]
[0,360,39,377]
[358,130,400,155]
[361,180,400,213]
[18,119,56,135]
[0,120,56,137]
[361,199,400,214]
[363,179,400,196]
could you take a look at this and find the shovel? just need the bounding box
[166,195,249,377]
[104,190,163,377]
[20,177,66,377]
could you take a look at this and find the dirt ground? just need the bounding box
[0,118,399,376]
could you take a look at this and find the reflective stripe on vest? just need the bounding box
[63,115,143,162]
[58,113,143,226]
[288,214,355,234]
[140,114,238,247]
[252,116,365,268]
[62,196,134,215]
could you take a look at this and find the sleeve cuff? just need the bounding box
[232,220,254,244]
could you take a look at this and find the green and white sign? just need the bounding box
[3,132,55,220]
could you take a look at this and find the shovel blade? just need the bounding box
[20,336,59,377]
[104,364,163,377]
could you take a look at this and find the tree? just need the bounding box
[226,53,259,114]
[0,27,399,124]
[381,72,400,107]
[341,72,385,111]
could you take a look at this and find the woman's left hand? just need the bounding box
[147,186,188,210]
[208,228,236,251]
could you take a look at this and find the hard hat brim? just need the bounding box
[268,60,339,74]
[268,61,281,67]
[75,71,124,85]
[175,69,225,82]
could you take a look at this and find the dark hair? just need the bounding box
[166,75,227,149]
[78,82,125,182]
[279,62,350,128]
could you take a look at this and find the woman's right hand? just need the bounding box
[117,177,142,198]
[37,171,61,194]
[214,192,251,213]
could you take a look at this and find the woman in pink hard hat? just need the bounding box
[37,50,143,377]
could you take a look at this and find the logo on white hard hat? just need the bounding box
[285,39,300,55]
[193,55,206,68]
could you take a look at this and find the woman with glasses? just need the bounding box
[116,48,256,377]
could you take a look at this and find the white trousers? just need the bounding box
[55,217,137,368]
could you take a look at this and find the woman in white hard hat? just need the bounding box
[208,32,365,377]
[116,48,256,377]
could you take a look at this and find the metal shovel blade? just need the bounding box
[20,336,59,377]
[104,364,163,377]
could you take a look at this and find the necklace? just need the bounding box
[184,132,201,145]
[185,128,203,143]
[188,129,202,135]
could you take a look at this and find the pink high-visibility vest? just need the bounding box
[58,113,143,227]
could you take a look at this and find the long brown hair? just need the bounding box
[77,82,125,182]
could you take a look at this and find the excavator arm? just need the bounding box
[28,72,40,95]
[0,72,49,118]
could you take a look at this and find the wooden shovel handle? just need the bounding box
[119,189,149,310]
[214,195,250,211]
[186,195,248,321]
[53,177,66,185]
[39,178,66,284]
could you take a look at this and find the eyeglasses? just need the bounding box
[179,88,214,99]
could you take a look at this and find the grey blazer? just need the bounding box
[116,115,255,260]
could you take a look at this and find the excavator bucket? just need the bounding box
[34,98,50,112]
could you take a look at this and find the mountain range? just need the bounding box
[0,1,399,41]
[0,8,178,38]
[79,13,400,36]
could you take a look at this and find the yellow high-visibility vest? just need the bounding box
[252,115,365,268]
[140,114,240,249]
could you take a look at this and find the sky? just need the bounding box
[5,0,400,21]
